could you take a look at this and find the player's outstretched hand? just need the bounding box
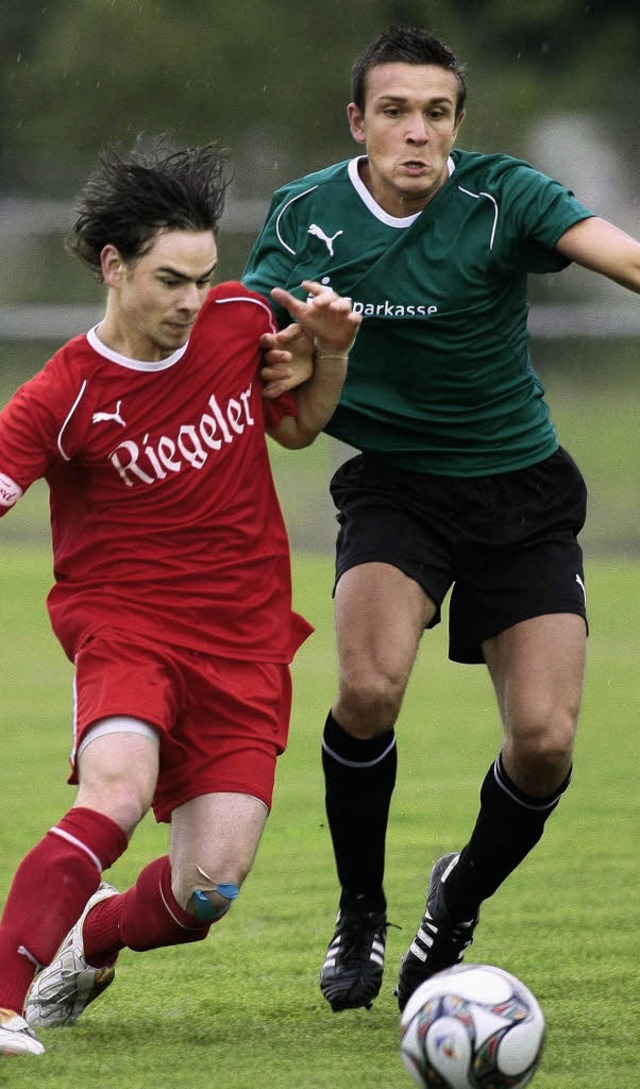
[260,322,314,399]
[260,282,361,399]
[272,280,362,358]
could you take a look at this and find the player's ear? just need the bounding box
[101,244,125,286]
[347,102,367,145]
[452,109,465,141]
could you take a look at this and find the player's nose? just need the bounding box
[179,283,205,312]
[406,114,429,142]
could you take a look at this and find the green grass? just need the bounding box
[0,548,638,1087]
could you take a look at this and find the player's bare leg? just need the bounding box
[26,729,158,1029]
[397,613,584,1009]
[27,789,268,1028]
[320,563,433,1011]
[169,791,269,922]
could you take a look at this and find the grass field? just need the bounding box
[0,546,637,1087]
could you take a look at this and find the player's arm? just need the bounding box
[556,216,640,293]
[0,368,65,517]
[0,393,33,520]
[244,188,315,398]
[264,280,361,450]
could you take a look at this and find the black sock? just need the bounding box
[322,710,397,914]
[443,752,572,921]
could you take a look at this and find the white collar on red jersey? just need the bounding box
[87,325,189,372]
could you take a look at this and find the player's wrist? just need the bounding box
[313,347,350,362]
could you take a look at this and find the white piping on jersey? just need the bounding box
[275,186,320,254]
[214,294,278,333]
[71,674,80,767]
[456,186,500,250]
[57,379,88,462]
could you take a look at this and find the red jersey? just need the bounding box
[0,282,312,663]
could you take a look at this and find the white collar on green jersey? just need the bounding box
[348,155,456,228]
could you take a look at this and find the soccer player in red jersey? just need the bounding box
[0,139,361,1056]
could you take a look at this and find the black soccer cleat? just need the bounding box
[396,852,479,1012]
[320,905,389,1012]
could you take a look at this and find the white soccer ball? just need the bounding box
[399,964,546,1089]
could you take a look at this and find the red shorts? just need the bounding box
[71,630,294,822]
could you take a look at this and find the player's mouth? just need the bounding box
[165,320,194,335]
[401,160,430,175]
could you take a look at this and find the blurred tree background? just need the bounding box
[1,0,639,552]
[2,0,639,198]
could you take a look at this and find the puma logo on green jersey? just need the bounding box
[308,223,344,256]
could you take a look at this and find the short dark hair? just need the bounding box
[67,137,231,278]
[351,26,467,117]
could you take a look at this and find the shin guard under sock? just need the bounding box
[322,711,397,913]
[83,856,210,964]
[444,753,572,921]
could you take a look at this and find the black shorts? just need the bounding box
[330,448,588,664]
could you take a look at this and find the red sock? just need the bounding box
[0,807,127,1014]
[84,856,210,964]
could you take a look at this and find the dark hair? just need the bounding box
[67,137,231,278]
[351,26,467,117]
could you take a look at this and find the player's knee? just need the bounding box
[75,782,151,837]
[171,854,245,920]
[506,722,575,796]
[514,715,575,766]
[338,671,405,734]
[186,883,240,922]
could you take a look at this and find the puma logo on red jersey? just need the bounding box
[92,401,126,427]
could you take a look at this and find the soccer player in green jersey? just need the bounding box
[243,26,640,1014]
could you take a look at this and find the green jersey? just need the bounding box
[243,150,593,475]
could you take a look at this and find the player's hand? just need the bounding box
[259,322,313,399]
[271,280,361,358]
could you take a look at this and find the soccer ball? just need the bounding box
[399,964,546,1089]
